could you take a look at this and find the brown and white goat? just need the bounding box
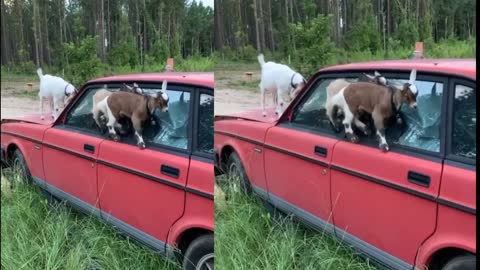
[93,81,169,149]
[326,70,418,151]
[325,71,388,133]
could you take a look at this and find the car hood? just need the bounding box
[215,108,280,123]
[1,113,55,126]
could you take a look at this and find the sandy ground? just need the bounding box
[214,67,276,115]
[1,78,40,119]
[1,67,268,119]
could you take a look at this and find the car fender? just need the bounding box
[415,230,476,269]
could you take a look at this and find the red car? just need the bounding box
[1,72,214,270]
[214,59,476,270]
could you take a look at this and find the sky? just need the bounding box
[197,0,214,8]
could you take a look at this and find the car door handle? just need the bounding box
[314,146,328,157]
[84,144,95,154]
[161,164,180,178]
[408,171,430,187]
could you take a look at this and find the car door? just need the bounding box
[97,83,194,250]
[42,85,106,214]
[434,79,476,251]
[330,71,447,269]
[263,76,341,233]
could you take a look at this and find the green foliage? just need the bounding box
[344,1,381,52]
[425,38,476,58]
[395,20,419,48]
[64,36,102,86]
[1,173,179,270]
[108,41,139,68]
[290,15,336,76]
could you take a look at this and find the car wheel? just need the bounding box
[442,255,476,270]
[225,151,251,193]
[10,149,32,185]
[182,234,214,270]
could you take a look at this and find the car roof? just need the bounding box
[319,59,476,79]
[87,72,214,88]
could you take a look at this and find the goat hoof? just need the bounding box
[346,133,359,143]
[112,135,120,142]
[379,144,389,152]
[138,142,146,149]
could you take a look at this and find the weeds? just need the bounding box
[215,176,379,270]
[0,170,180,270]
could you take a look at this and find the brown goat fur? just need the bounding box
[93,81,169,149]
[326,69,418,151]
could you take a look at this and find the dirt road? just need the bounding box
[2,67,272,119]
[214,66,276,115]
[1,78,39,119]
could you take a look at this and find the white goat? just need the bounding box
[37,68,77,120]
[258,54,306,117]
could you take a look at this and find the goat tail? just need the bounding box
[257,54,265,67]
[36,67,43,79]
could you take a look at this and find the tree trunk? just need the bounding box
[0,0,9,65]
[267,0,275,51]
[44,3,51,65]
[33,0,41,67]
[252,0,261,52]
[258,0,265,51]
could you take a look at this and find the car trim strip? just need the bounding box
[34,176,174,257]
[436,198,476,215]
[43,141,97,162]
[216,131,476,216]
[330,164,437,202]
[2,131,43,144]
[252,184,412,270]
[2,131,213,200]
[214,130,329,168]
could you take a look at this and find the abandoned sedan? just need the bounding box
[214,59,475,270]
[1,72,214,270]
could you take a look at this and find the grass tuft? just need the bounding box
[215,176,379,270]
[1,170,180,270]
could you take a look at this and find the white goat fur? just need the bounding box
[258,54,305,117]
[37,68,76,120]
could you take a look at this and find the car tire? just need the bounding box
[442,255,476,270]
[182,234,214,270]
[11,149,32,185]
[225,151,251,193]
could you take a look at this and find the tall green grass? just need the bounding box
[1,170,180,270]
[215,176,379,270]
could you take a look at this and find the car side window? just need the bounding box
[197,92,214,154]
[144,89,191,150]
[385,78,444,153]
[291,77,357,131]
[64,87,103,135]
[451,84,476,159]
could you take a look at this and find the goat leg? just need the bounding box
[342,108,359,143]
[132,116,146,149]
[39,95,45,120]
[106,109,120,142]
[372,110,389,152]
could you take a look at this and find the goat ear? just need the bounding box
[374,71,381,76]
[365,73,375,80]
[161,80,167,92]
[409,69,417,84]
